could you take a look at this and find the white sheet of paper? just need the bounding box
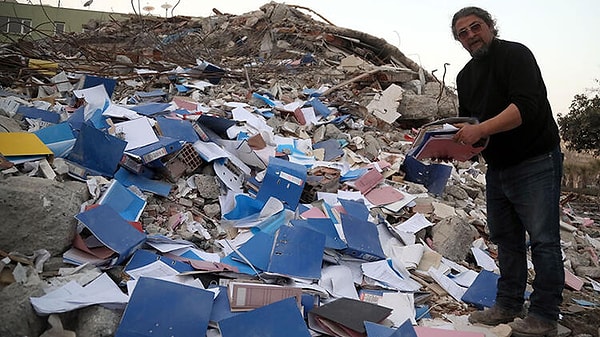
[471,247,498,271]
[319,264,359,299]
[115,117,159,151]
[30,273,128,315]
[428,266,467,302]
[361,259,422,292]
[193,140,229,162]
[72,84,109,121]
[379,292,416,325]
[103,104,140,120]
[450,269,480,288]
[125,260,180,280]
[394,213,433,234]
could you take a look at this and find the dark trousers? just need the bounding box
[486,146,564,321]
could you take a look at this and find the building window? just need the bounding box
[21,19,31,34]
[54,21,65,35]
[7,17,21,34]
[0,16,8,33]
[1,16,32,34]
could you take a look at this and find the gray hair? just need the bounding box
[451,7,498,40]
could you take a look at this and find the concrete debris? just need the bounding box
[0,2,599,336]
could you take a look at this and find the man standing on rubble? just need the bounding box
[450,6,564,337]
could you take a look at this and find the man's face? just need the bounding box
[455,14,494,58]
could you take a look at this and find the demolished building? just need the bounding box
[1,2,600,337]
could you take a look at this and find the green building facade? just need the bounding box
[0,1,129,42]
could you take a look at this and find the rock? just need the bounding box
[0,176,88,256]
[0,282,46,337]
[76,305,123,337]
[431,216,478,262]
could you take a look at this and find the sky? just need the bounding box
[25,0,600,117]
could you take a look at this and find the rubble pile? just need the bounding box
[1,2,600,337]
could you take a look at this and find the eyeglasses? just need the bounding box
[457,22,483,40]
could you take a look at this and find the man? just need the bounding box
[450,6,564,337]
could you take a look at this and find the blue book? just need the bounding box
[115,277,213,337]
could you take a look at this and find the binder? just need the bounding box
[208,285,240,326]
[340,213,386,262]
[401,155,452,196]
[218,297,311,337]
[460,269,499,309]
[124,136,183,164]
[408,117,487,162]
[256,156,307,210]
[155,115,200,143]
[290,218,347,250]
[230,225,326,280]
[73,204,146,266]
[65,123,127,180]
[115,277,214,337]
[0,132,54,164]
[114,167,172,197]
[33,122,76,158]
[16,105,60,124]
[124,249,195,276]
[97,179,147,222]
[227,281,302,312]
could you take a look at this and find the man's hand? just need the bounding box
[452,122,485,146]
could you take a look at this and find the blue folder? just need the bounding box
[218,297,311,337]
[124,136,183,164]
[340,213,386,262]
[309,97,331,117]
[114,167,172,197]
[129,103,172,116]
[461,270,499,309]
[339,198,370,221]
[115,277,213,337]
[124,249,195,275]
[82,75,117,98]
[74,204,146,266]
[256,156,307,211]
[364,320,417,337]
[97,179,147,222]
[17,106,60,124]
[402,155,452,196]
[290,218,347,250]
[66,123,127,180]
[208,285,240,325]
[229,225,326,280]
[155,116,200,143]
[33,122,76,158]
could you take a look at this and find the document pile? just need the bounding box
[408,117,488,162]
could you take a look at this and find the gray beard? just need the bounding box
[471,42,491,59]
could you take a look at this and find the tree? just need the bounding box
[558,91,600,157]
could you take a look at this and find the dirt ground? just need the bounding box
[560,288,600,336]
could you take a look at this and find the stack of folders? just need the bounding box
[408,117,488,162]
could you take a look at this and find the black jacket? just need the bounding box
[457,38,560,168]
